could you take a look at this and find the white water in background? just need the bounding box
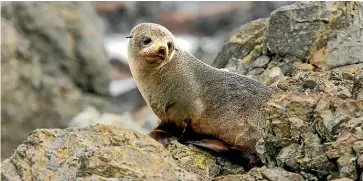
[104,33,224,64]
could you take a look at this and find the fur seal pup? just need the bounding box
[126,23,272,165]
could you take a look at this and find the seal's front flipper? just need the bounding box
[185,139,230,152]
[149,129,176,146]
[149,122,180,146]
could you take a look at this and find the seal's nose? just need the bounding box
[158,47,166,56]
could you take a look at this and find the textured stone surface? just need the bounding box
[166,141,245,179]
[2,1,363,181]
[213,18,267,70]
[1,124,200,181]
[259,68,363,180]
[212,167,304,181]
[265,2,331,59]
[1,2,122,159]
[213,2,363,85]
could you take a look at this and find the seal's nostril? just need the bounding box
[159,48,165,55]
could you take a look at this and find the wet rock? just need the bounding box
[1,124,200,181]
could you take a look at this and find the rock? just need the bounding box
[262,66,283,85]
[293,61,314,71]
[69,107,150,134]
[212,167,304,181]
[1,2,123,159]
[259,69,363,180]
[330,178,354,181]
[166,141,245,179]
[253,55,270,68]
[353,68,363,100]
[265,2,331,59]
[1,19,19,60]
[215,2,363,180]
[1,124,200,181]
[12,1,110,95]
[276,143,300,170]
[2,1,363,180]
[266,1,363,70]
[213,18,268,69]
[336,152,358,180]
[275,69,361,100]
[213,2,363,84]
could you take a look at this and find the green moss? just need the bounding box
[254,37,264,45]
[193,155,207,168]
[293,62,314,70]
[253,44,262,52]
[240,55,253,64]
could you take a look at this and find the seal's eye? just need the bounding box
[143,37,152,45]
[167,42,172,49]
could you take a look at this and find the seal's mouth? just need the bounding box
[147,55,165,59]
[144,53,166,62]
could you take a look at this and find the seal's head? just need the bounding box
[127,23,177,68]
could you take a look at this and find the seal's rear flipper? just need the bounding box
[185,139,230,152]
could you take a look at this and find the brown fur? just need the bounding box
[127,23,272,165]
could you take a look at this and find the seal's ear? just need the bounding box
[174,45,179,51]
[126,35,133,39]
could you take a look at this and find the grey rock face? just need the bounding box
[213,2,363,85]
[1,2,122,159]
[265,2,331,59]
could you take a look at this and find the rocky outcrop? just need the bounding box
[213,2,363,85]
[1,124,200,181]
[2,1,363,181]
[258,68,363,180]
[213,1,363,180]
[1,2,122,159]
[1,123,303,181]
